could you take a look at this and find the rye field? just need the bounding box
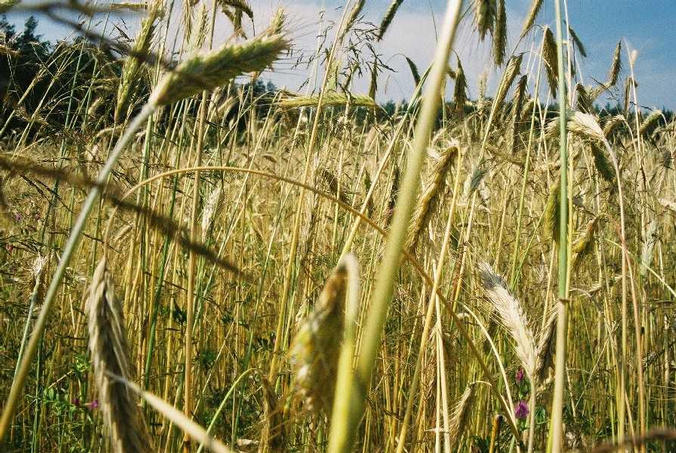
[0,0,674,451]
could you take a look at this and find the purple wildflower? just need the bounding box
[515,367,525,384]
[72,398,80,407]
[86,399,99,410]
[515,400,529,420]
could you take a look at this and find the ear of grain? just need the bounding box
[115,3,161,122]
[222,6,246,38]
[406,146,458,250]
[575,83,593,113]
[520,97,536,121]
[340,0,366,41]
[278,92,376,109]
[217,0,253,19]
[535,309,556,382]
[108,374,233,453]
[568,25,587,58]
[449,383,477,449]
[590,143,616,183]
[369,59,379,99]
[542,27,558,98]
[520,0,543,37]
[86,259,152,453]
[492,0,507,66]
[478,263,537,380]
[639,110,664,137]
[378,0,404,40]
[607,41,622,87]
[494,54,522,113]
[405,56,421,86]
[150,13,289,106]
[290,263,348,417]
[453,57,468,116]
[0,0,19,13]
[623,76,637,113]
[603,114,625,138]
[568,111,605,143]
[544,182,560,244]
[474,0,496,40]
[572,216,600,268]
[509,75,528,153]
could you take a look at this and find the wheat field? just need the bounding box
[0,0,674,452]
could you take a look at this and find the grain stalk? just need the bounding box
[547,0,570,451]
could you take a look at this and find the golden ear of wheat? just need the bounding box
[406,146,458,250]
[86,259,152,453]
[217,0,253,19]
[290,264,348,418]
[607,41,622,87]
[150,11,289,106]
[278,91,376,109]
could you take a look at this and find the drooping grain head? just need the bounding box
[86,259,152,453]
[479,262,537,380]
[542,27,558,98]
[492,0,507,66]
[474,0,496,40]
[494,54,523,113]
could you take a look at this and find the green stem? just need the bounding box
[327,255,361,453]
[345,2,463,452]
[548,0,570,450]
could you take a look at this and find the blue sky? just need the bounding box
[6,0,676,109]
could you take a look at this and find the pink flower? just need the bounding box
[86,400,99,410]
[515,400,529,419]
[515,368,525,384]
